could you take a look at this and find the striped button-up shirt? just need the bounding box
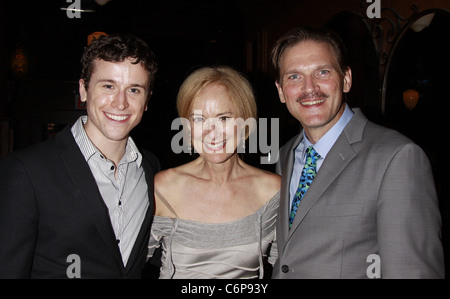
[71,116,149,266]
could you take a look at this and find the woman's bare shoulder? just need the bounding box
[155,164,194,189]
[242,165,281,203]
[247,165,280,186]
[154,164,197,216]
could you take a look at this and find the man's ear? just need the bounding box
[79,79,87,102]
[275,81,286,103]
[144,91,153,111]
[343,67,352,93]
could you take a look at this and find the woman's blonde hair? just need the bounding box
[176,66,257,139]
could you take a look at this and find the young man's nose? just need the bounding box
[111,91,129,110]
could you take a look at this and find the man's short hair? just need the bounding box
[80,33,158,91]
[270,26,349,82]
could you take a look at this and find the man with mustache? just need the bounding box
[271,27,444,278]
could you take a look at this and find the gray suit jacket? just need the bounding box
[273,109,444,278]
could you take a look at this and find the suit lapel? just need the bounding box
[57,128,125,270]
[124,151,157,273]
[278,134,302,247]
[284,109,367,244]
[287,137,356,238]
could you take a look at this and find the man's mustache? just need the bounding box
[297,91,329,102]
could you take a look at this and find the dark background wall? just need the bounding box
[1,0,449,277]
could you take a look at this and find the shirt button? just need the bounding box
[110,165,115,171]
[116,239,120,244]
[281,265,289,273]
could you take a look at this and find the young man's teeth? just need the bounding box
[301,99,325,106]
[106,113,129,121]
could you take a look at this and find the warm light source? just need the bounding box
[87,32,108,45]
[94,0,112,5]
[403,89,419,110]
[411,13,435,32]
[11,48,28,76]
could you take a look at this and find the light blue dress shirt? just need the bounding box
[289,104,354,208]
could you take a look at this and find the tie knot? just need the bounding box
[305,146,321,165]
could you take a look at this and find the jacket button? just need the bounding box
[281,265,289,273]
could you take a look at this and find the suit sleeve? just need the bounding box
[275,145,284,175]
[377,143,444,278]
[0,154,38,278]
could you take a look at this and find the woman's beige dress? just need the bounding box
[147,191,279,279]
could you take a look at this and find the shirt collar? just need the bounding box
[71,116,142,167]
[300,104,354,160]
[126,135,142,167]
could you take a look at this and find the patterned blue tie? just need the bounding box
[289,146,321,229]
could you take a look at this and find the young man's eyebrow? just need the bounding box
[95,80,147,89]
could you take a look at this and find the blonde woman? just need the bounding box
[147,66,280,279]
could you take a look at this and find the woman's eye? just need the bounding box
[218,116,230,122]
